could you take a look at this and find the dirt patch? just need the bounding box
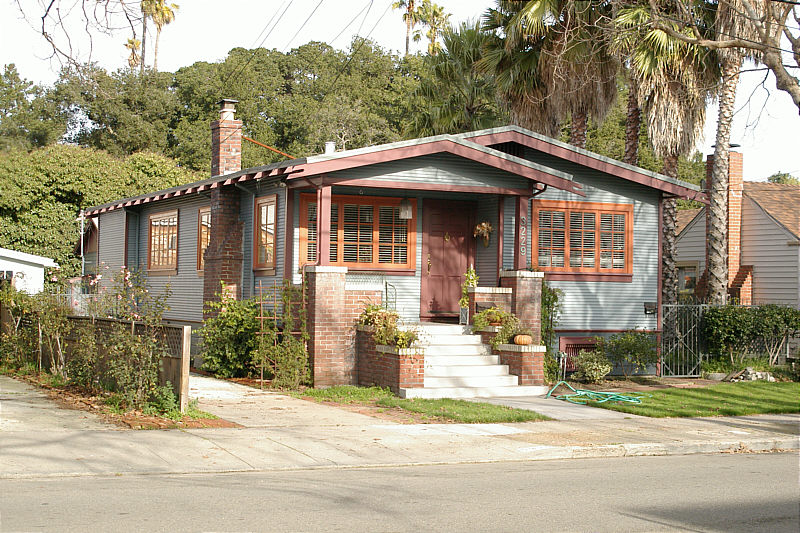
[12,373,240,430]
[566,377,720,393]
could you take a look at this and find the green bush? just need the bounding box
[543,350,559,384]
[573,348,612,384]
[66,322,103,390]
[358,304,418,348]
[106,324,164,409]
[200,295,259,378]
[604,329,658,378]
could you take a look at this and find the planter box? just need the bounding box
[356,327,425,394]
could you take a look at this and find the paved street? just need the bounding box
[1,454,798,532]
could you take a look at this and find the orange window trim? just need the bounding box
[532,199,633,274]
[147,209,179,271]
[254,195,278,271]
[197,206,211,271]
[299,193,417,270]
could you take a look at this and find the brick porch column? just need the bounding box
[500,270,543,344]
[305,266,353,387]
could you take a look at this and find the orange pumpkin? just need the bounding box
[514,334,533,345]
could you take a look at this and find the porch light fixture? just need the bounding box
[399,198,413,220]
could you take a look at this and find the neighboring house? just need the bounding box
[676,151,800,308]
[0,247,58,294]
[84,100,702,384]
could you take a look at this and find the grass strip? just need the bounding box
[586,381,800,418]
[297,385,550,423]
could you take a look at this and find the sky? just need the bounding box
[1,0,797,181]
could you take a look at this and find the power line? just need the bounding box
[246,0,290,49]
[282,0,327,52]
[330,0,374,45]
[320,0,392,104]
[222,1,294,91]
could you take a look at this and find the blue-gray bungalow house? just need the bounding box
[84,100,703,394]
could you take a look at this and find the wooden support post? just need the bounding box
[180,325,191,413]
[316,186,332,266]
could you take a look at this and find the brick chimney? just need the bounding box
[705,150,751,303]
[203,99,244,311]
[211,99,242,177]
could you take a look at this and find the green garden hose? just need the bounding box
[545,381,650,405]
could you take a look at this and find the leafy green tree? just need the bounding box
[414,0,451,56]
[0,65,65,151]
[0,145,200,277]
[55,67,179,156]
[409,20,507,136]
[767,172,799,185]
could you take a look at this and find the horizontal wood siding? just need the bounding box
[475,195,498,286]
[741,197,799,307]
[675,211,707,273]
[97,210,126,289]
[328,154,530,190]
[526,158,661,332]
[133,195,210,323]
[240,183,286,300]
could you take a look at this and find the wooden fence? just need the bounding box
[66,317,192,412]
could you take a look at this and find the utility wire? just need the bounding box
[330,0,374,45]
[320,0,392,104]
[283,0,327,52]
[222,0,294,91]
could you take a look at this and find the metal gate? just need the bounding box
[661,304,707,377]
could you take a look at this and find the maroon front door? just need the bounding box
[421,200,474,319]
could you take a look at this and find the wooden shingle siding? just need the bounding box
[675,210,707,274]
[97,209,126,287]
[328,153,530,190]
[741,197,799,307]
[133,195,209,323]
[242,183,286,300]
[502,196,516,270]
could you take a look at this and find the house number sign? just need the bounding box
[519,215,527,259]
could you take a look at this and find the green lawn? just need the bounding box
[296,386,550,423]
[586,381,800,418]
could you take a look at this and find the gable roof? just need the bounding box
[0,247,57,268]
[677,208,703,236]
[459,126,705,200]
[85,125,704,216]
[744,182,800,239]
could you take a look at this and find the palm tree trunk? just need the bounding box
[154,27,161,71]
[569,110,587,148]
[140,16,147,74]
[662,196,678,305]
[623,83,640,165]
[405,16,412,56]
[707,56,741,305]
[662,154,679,305]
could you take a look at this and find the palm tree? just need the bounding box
[139,0,151,74]
[150,1,179,71]
[124,38,142,69]
[409,20,506,136]
[392,0,420,56]
[414,0,451,55]
[617,6,718,305]
[706,0,763,305]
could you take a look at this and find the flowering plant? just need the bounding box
[473,221,493,246]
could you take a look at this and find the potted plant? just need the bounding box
[458,266,478,324]
[473,221,493,247]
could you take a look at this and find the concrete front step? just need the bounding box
[424,375,519,388]
[424,344,491,356]
[419,334,484,346]
[424,355,501,366]
[415,324,471,335]
[400,385,549,399]
[425,364,510,377]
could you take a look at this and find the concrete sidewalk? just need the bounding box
[1,375,797,480]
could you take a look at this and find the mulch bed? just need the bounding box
[13,373,241,430]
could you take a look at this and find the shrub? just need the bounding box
[573,348,611,384]
[66,322,103,391]
[106,324,165,410]
[604,329,658,379]
[473,307,520,349]
[543,350,559,384]
[200,294,259,378]
[269,335,311,389]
